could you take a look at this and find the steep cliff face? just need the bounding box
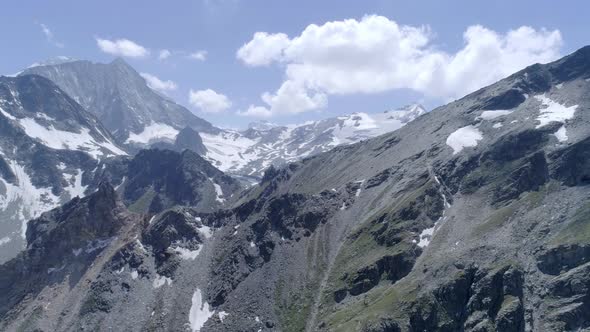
[0,74,127,263]
[3,47,590,332]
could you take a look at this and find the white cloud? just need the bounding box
[140,73,178,94]
[237,32,290,66]
[237,105,273,118]
[237,15,563,116]
[38,23,64,48]
[189,50,208,61]
[189,89,232,113]
[96,38,149,57]
[40,23,52,39]
[159,49,172,60]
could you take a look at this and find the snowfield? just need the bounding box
[189,288,215,331]
[200,105,426,176]
[534,94,577,128]
[209,178,225,203]
[479,110,512,120]
[125,122,179,145]
[17,117,126,159]
[0,160,60,239]
[553,126,568,142]
[63,169,88,200]
[446,125,483,155]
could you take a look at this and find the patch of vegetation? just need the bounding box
[552,201,590,245]
[472,203,518,236]
[324,280,418,331]
[275,279,315,332]
[317,181,435,325]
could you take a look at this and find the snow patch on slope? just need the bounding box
[198,224,213,239]
[153,274,173,288]
[0,160,59,238]
[534,94,577,128]
[125,122,179,145]
[173,246,202,260]
[17,117,125,158]
[209,178,225,203]
[189,288,215,331]
[553,126,568,142]
[63,169,87,199]
[446,126,483,155]
[200,131,258,172]
[479,110,512,120]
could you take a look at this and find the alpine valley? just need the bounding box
[2,43,590,332]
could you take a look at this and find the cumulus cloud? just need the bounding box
[159,49,172,60]
[140,73,178,94]
[96,38,149,57]
[237,15,563,116]
[38,23,64,48]
[237,32,290,66]
[237,105,273,118]
[189,89,232,113]
[189,50,208,61]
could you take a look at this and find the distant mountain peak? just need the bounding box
[20,58,216,142]
[199,104,428,178]
[247,120,281,131]
[109,57,135,70]
[27,56,78,69]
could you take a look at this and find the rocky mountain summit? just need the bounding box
[21,58,217,143]
[3,46,590,331]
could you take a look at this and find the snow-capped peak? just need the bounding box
[201,103,427,178]
[383,103,427,122]
[27,56,78,69]
[247,120,281,131]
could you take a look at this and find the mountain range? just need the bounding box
[3,45,590,331]
[20,58,426,179]
[200,104,426,180]
[0,59,424,263]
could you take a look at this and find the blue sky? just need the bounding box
[1,0,587,128]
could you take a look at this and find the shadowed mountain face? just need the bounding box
[4,47,590,331]
[21,59,217,143]
[0,74,126,263]
[104,149,242,214]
